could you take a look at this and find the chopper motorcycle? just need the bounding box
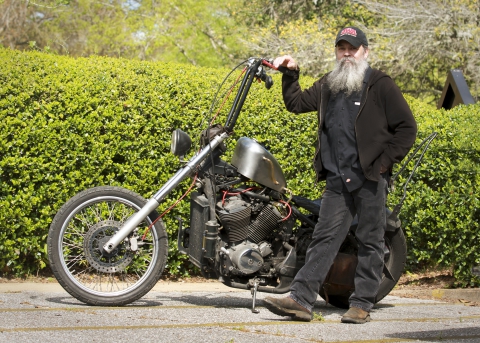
[47,57,436,311]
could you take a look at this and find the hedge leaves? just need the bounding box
[1,48,479,286]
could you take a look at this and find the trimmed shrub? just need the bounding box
[1,48,479,286]
[393,97,480,286]
[0,48,223,275]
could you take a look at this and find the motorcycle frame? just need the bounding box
[103,58,267,254]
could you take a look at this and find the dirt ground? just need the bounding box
[394,269,456,290]
[387,269,480,305]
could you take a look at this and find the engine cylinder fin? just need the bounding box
[248,205,281,243]
[218,205,251,242]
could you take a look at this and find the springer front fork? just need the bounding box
[102,132,229,254]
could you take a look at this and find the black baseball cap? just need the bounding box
[335,27,368,47]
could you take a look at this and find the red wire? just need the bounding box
[222,190,228,206]
[221,187,258,206]
[209,67,247,126]
[221,190,292,222]
[279,200,292,221]
[141,174,198,240]
[210,59,275,127]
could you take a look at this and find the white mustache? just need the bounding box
[340,57,356,65]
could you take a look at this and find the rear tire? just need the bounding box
[47,186,168,306]
[319,228,407,309]
[321,294,350,309]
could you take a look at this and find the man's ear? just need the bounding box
[363,46,369,59]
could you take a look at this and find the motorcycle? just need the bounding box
[47,57,436,312]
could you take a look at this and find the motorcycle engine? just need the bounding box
[226,241,264,274]
[216,195,283,274]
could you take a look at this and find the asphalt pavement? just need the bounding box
[1,280,480,343]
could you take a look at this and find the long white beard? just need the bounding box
[327,56,369,96]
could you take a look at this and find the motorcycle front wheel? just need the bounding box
[48,186,168,306]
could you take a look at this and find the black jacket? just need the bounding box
[281,68,417,182]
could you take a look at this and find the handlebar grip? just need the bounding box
[261,59,298,77]
[261,59,277,70]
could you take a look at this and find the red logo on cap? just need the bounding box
[340,28,357,37]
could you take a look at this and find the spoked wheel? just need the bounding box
[48,186,168,306]
[320,228,407,309]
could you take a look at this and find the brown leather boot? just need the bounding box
[341,307,371,324]
[263,296,312,322]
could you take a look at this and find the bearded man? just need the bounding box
[264,27,417,324]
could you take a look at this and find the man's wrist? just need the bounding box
[279,66,300,77]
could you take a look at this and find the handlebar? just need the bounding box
[255,58,280,90]
[261,59,278,71]
[223,57,283,131]
[260,58,296,75]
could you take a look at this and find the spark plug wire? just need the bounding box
[279,200,292,222]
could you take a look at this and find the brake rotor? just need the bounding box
[83,220,133,273]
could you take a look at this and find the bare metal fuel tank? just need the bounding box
[231,137,287,193]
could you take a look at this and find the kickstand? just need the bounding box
[250,280,260,314]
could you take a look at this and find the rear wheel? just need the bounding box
[48,186,168,306]
[319,228,407,309]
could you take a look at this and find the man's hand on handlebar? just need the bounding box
[273,55,299,71]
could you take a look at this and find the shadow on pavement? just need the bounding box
[387,327,480,341]
[151,293,345,314]
[45,296,163,307]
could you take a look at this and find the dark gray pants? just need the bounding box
[290,177,387,312]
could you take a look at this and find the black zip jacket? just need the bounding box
[281,68,417,182]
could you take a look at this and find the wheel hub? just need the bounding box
[83,220,133,273]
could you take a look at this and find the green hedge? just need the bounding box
[1,48,479,286]
[393,97,480,286]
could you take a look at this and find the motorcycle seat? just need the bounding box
[291,195,321,215]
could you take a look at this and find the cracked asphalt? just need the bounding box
[1,281,480,343]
